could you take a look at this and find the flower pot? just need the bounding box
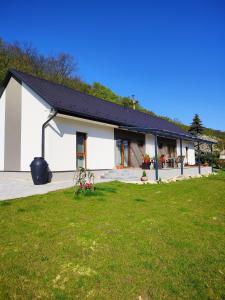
[142,162,150,169]
[141,176,148,182]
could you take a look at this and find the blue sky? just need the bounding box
[1,0,225,130]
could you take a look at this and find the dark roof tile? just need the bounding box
[7,69,188,135]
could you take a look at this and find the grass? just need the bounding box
[0,173,225,300]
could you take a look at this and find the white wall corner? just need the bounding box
[20,83,51,171]
[0,90,6,170]
[176,139,195,165]
[145,134,155,158]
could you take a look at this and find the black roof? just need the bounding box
[4,69,193,136]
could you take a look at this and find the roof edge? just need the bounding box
[2,69,190,135]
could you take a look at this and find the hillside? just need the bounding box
[0,38,224,149]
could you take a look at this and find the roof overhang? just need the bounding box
[57,112,118,128]
[119,126,217,144]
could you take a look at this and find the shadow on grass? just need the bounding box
[207,172,225,182]
[17,208,26,213]
[0,201,12,206]
[134,198,146,202]
[15,205,44,213]
[63,185,117,201]
[96,186,117,193]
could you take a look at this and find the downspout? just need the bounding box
[42,109,58,159]
[180,138,184,175]
[154,134,159,181]
[197,141,201,174]
[210,143,213,173]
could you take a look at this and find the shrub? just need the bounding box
[218,159,225,169]
[142,170,147,177]
[74,168,95,196]
[197,151,220,166]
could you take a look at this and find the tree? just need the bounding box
[189,114,204,135]
[120,97,133,108]
[91,82,120,104]
[0,38,78,85]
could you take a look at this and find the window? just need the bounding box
[76,132,87,169]
[185,146,189,164]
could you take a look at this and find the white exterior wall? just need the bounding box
[0,90,6,170]
[145,134,195,165]
[46,116,115,171]
[20,83,115,171]
[176,139,195,165]
[145,134,155,158]
[12,81,196,171]
[20,83,51,171]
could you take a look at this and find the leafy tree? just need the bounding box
[120,97,134,108]
[0,38,78,85]
[91,82,120,104]
[189,114,204,135]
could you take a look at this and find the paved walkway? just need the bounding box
[0,174,112,201]
[102,166,212,181]
[0,177,74,201]
[0,166,212,201]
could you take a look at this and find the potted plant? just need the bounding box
[143,154,150,163]
[141,170,148,181]
[159,154,166,168]
[142,154,151,169]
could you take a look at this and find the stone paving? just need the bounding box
[0,175,110,201]
[0,177,74,201]
[102,166,212,181]
[0,166,212,201]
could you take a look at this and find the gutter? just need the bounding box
[42,109,58,158]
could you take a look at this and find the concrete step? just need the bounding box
[101,169,149,180]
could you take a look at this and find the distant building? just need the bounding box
[220,150,225,160]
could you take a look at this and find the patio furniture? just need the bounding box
[166,157,176,168]
[176,155,185,167]
[142,162,151,169]
[159,154,166,168]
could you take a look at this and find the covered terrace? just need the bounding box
[119,126,216,180]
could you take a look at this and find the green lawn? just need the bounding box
[0,173,225,300]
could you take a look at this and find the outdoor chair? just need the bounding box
[176,155,185,168]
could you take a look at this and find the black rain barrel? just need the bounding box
[30,157,49,185]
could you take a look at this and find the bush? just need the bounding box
[196,152,220,166]
[142,170,147,177]
[74,168,95,196]
[218,159,225,169]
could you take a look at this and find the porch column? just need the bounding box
[197,142,201,174]
[180,138,184,175]
[210,143,213,173]
[154,134,159,181]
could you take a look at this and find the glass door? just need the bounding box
[116,139,129,168]
[116,139,122,167]
[123,140,129,167]
[76,132,86,169]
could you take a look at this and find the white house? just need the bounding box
[0,69,213,179]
